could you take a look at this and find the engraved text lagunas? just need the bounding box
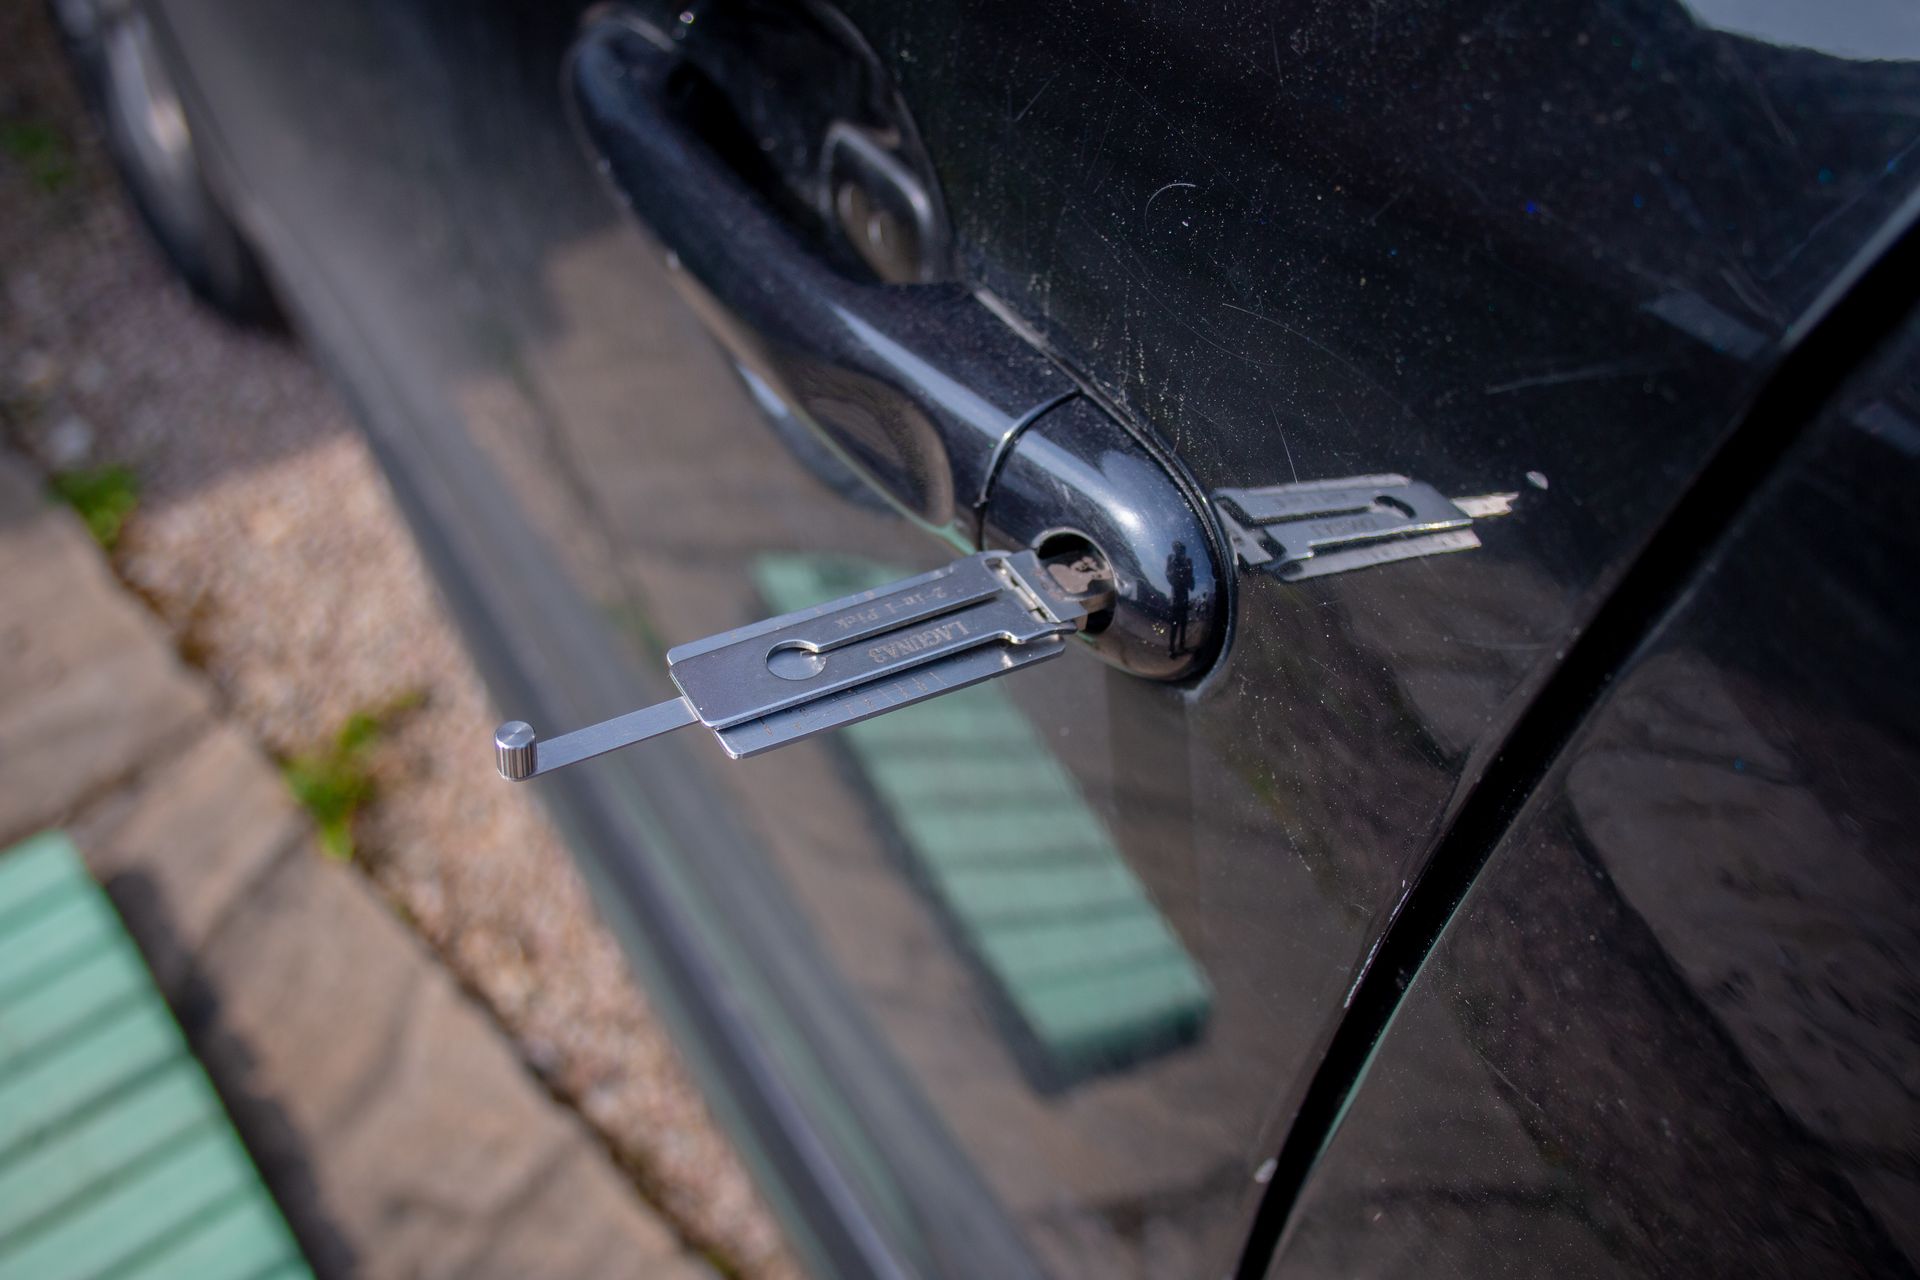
[867,619,970,664]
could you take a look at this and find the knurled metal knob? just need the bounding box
[494,721,538,781]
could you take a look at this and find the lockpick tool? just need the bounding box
[493,548,1112,780]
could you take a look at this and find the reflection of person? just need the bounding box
[1167,540,1194,657]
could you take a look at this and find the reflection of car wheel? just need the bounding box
[49,0,281,327]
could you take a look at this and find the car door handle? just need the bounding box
[568,12,1068,538]
[566,8,1223,681]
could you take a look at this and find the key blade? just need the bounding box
[494,695,698,780]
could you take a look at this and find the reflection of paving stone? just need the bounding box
[0,451,711,1279]
[754,554,1211,1086]
[0,4,786,1252]
[0,831,314,1280]
[196,850,706,1280]
[0,459,210,846]
[72,725,306,995]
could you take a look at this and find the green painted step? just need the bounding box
[0,831,312,1280]
[754,555,1211,1082]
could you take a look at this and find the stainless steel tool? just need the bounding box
[493,548,1112,780]
[1213,475,1518,580]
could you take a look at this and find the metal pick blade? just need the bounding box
[490,548,1110,782]
[494,695,698,780]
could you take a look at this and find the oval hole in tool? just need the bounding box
[766,641,827,681]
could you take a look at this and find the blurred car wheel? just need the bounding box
[50,0,281,327]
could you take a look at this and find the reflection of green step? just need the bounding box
[754,556,1211,1084]
[0,832,312,1280]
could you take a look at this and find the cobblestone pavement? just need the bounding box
[0,450,714,1279]
[0,5,794,1277]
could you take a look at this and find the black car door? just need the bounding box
[148,0,1920,1275]
[1267,289,1920,1280]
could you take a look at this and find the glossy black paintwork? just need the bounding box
[1268,306,1920,1279]
[570,13,1068,541]
[828,5,1920,1260]
[131,0,1920,1276]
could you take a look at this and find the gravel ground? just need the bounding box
[0,7,795,1277]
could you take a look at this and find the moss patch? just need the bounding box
[0,118,76,192]
[282,693,425,861]
[48,465,139,550]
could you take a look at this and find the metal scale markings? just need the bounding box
[494,548,1110,780]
